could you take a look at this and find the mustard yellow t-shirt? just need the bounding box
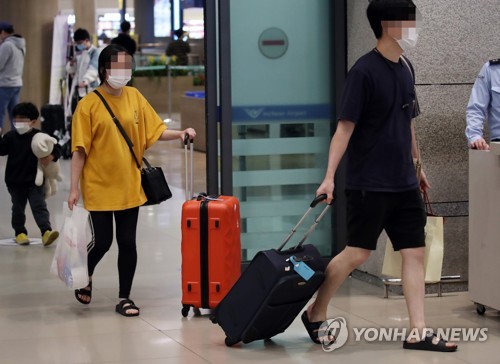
[72,86,167,211]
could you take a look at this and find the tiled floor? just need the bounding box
[0,131,498,364]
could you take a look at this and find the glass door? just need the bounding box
[206,0,345,261]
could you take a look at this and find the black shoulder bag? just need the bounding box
[94,90,172,205]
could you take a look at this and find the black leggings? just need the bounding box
[88,207,139,299]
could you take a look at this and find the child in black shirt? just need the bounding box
[0,103,60,245]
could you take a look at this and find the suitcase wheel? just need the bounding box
[475,303,486,315]
[225,337,239,347]
[209,314,217,324]
[181,305,190,317]
[193,307,202,317]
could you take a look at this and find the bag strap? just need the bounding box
[400,55,421,116]
[422,189,435,216]
[400,56,423,174]
[93,89,142,170]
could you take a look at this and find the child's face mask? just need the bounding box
[13,119,32,135]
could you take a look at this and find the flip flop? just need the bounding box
[115,299,140,317]
[74,281,92,305]
[403,333,458,352]
[301,311,323,344]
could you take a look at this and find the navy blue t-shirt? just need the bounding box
[338,49,419,192]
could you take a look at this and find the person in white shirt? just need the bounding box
[65,28,100,109]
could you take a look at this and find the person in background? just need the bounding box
[68,44,196,317]
[466,59,500,149]
[111,21,136,56]
[166,28,191,66]
[302,0,458,352]
[66,28,100,107]
[0,102,60,246]
[98,30,111,46]
[0,21,25,134]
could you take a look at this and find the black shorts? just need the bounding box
[346,189,426,251]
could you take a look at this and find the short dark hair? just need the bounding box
[13,102,39,121]
[174,28,184,39]
[0,21,14,33]
[120,21,131,33]
[367,0,418,39]
[73,28,90,42]
[98,44,132,83]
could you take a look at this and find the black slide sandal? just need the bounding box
[301,311,323,344]
[403,334,458,352]
[115,299,140,317]
[74,281,92,305]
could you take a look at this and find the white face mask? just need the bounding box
[14,122,31,135]
[107,69,132,89]
[396,27,419,51]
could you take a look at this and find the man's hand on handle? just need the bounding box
[316,179,335,204]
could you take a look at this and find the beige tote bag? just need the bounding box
[382,192,444,283]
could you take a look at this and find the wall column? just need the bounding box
[73,0,97,37]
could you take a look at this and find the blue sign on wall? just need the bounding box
[183,0,203,8]
[232,104,331,123]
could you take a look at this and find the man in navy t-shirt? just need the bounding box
[301,0,457,352]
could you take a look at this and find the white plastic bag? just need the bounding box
[50,204,91,289]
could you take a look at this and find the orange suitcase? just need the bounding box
[181,138,241,317]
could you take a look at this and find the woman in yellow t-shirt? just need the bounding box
[67,45,196,317]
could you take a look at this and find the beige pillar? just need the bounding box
[0,0,59,128]
[73,0,97,38]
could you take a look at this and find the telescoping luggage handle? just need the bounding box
[184,135,194,201]
[277,194,333,252]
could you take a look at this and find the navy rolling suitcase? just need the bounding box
[214,195,331,346]
[40,104,65,137]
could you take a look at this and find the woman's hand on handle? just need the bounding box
[159,128,196,142]
[179,128,196,142]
